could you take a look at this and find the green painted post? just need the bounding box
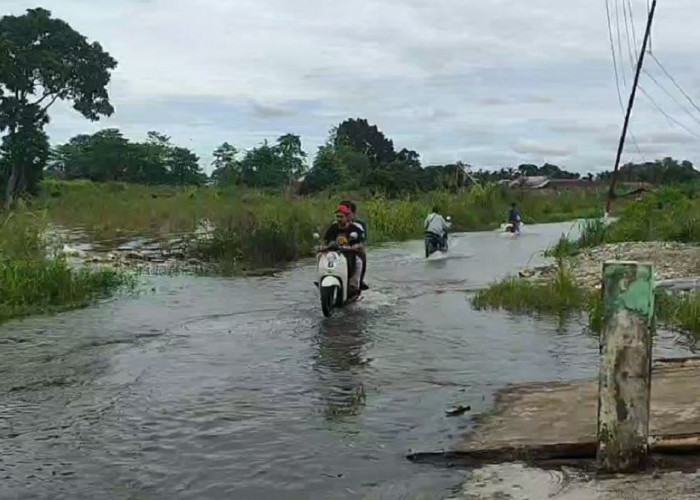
[596,261,655,472]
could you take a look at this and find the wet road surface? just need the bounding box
[0,221,693,499]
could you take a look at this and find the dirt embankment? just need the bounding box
[519,241,700,291]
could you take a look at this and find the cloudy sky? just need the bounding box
[6,0,700,174]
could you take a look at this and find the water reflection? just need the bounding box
[312,310,372,420]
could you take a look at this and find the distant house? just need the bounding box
[507,175,550,189]
[507,176,655,197]
[535,178,603,191]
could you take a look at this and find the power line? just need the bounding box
[638,85,700,140]
[648,52,700,116]
[605,0,657,216]
[614,0,628,87]
[621,0,636,68]
[605,0,626,110]
[627,0,639,53]
[619,1,700,151]
[642,68,700,129]
[605,0,645,161]
[621,0,646,162]
[647,0,653,53]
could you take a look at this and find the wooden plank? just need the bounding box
[449,360,700,459]
[407,435,700,465]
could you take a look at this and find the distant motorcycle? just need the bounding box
[500,221,523,235]
[313,233,362,317]
[425,216,451,258]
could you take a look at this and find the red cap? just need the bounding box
[336,204,352,215]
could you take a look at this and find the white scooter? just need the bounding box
[313,233,363,317]
[500,220,523,236]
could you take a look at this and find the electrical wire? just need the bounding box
[620,1,700,151]
[614,0,628,87]
[624,1,700,131]
[605,0,646,162]
[642,68,700,129]
[627,0,639,53]
[605,0,626,111]
[647,0,653,53]
[648,52,700,116]
[621,0,637,68]
[638,85,700,140]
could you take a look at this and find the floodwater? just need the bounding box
[0,221,694,500]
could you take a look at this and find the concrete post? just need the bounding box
[597,261,655,472]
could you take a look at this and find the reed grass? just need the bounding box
[37,180,605,270]
[0,211,135,323]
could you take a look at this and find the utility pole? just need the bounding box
[606,0,658,217]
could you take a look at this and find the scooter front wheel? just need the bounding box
[321,285,337,317]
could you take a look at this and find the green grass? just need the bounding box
[474,187,700,337]
[542,187,700,261]
[36,180,605,271]
[471,260,590,316]
[0,257,135,322]
[472,267,700,337]
[0,211,136,323]
[656,291,700,335]
[562,187,700,255]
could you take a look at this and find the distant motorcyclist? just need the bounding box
[507,202,521,233]
[424,206,451,248]
[322,204,365,294]
[340,200,369,291]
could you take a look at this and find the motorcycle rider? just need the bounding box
[322,204,365,295]
[424,206,451,248]
[339,200,369,291]
[507,202,521,233]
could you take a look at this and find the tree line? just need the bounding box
[2,8,699,206]
[45,120,700,195]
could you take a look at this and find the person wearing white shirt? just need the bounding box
[424,206,452,247]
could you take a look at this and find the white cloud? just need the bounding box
[5,0,700,174]
[511,139,577,158]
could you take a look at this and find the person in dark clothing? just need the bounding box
[507,202,521,233]
[323,204,365,290]
[340,200,369,290]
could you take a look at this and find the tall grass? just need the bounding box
[37,180,605,270]
[0,211,135,323]
[564,187,700,252]
[473,253,700,338]
[472,245,590,316]
[656,291,700,335]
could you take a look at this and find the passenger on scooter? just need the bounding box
[322,204,365,294]
[339,200,369,291]
[424,206,451,248]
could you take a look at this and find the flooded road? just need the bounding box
[0,221,693,499]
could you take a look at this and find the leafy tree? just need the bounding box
[597,157,700,185]
[239,140,282,188]
[300,143,349,193]
[517,164,539,176]
[334,118,397,165]
[211,142,240,186]
[49,129,205,186]
[539,163,579,179]
[238,135,308,189]
[276,133,307,180]
[0,8,117,206]
[302,118,423,195]
[169,147,205,186]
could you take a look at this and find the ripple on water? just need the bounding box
[0,222,697,499]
